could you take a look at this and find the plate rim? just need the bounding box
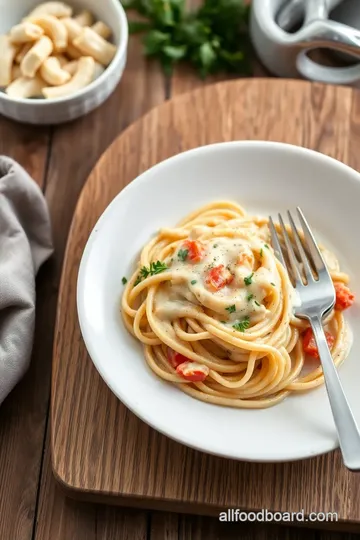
[77,140,360,463]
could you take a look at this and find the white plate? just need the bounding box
[77,141,360,462]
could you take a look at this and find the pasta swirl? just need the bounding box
[121,202,352,409]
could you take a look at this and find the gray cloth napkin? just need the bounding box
[0,156,53,405]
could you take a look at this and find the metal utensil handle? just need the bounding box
[310,315,360,471]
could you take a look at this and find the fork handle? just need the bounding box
[310,316,360,471]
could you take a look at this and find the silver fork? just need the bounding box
[269,207,360,471]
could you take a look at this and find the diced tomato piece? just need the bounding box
[334,282,355,311]
[182,240,205,263]
[176,361,209,382]
[205,264,234,291]
[167,348,190,368]
[302,328,334,359]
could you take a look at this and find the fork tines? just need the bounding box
[269,208,327,286]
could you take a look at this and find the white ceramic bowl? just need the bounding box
[0,0,128,124]
[77,141,360,463]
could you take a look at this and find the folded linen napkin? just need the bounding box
[0,156,53,405]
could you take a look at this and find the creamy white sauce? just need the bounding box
[154,234,281,326]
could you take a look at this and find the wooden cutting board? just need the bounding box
[52,78,360,527]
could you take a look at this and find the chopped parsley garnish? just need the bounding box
[213,244,218,248]
[225,304,236,314]
[191,280,197,285]
[271,282,276,286]
[178,248,189,261]
[264,244,269,249]
[244,273,254,286]
[122,277,128,285]
[233,316,250,332]
[134,261,168,285]
[246,293,254,302]
[220,321,226,324]
[255,300,260,307]
[259,249,263,258]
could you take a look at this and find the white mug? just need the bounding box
[250,0,360,86]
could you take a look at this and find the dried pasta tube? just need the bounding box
[65,43,82,59]
[0,35,18,86]
[20,36,53,78]
[6,75,45,98]
[42,56,95,98]
[91,21,112,40]
[74,10,94,26]
[26,2,72,19]
[12,64,22,80]
[64,59,104,80]
[40,56,71,85]
[61,17,82,41]
[15,43,32,63]
[9,22,44,43]
[29,15,68,51]
[93,61,105,80]
[73,27,116,66]
[54,53,68,66]
[62,59,78,75]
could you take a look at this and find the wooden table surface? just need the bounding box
[1,13,360,540]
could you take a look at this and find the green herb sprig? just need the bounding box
[233,316,250,332]
[244,272,254,286]
[178,248,189,261]
[123,0,251,78]
[134,260,168,285]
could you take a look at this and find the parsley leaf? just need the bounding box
[259,249,263,258]
[178,248,189,261]
[233,316,250,332]
[225,304,236,314]
[271,282,276,287]
[246,293,254,302]
[134,261,168,285]
[124,0,251,78]
[122,277,128,285]
[264,244,269,249]
[244,273,254,286]
[255,300,260,307]
[191,279,197,285]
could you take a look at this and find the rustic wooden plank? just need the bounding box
[34,31,166,540]
[36,432,148,540]
[35,433,97,540]
[178,516,318,540]
[150,511,179,540]
[0,118,50,540]
[50,78,360,531]
[96,508,148,540]
[152,514,360,539]
[0,118,49,186]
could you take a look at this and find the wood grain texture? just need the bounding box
[33,30,166,540]
[50,78,360,530]
[36,432,149,540]
[0,119,51,540]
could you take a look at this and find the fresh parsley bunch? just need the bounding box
[123,0,251,77]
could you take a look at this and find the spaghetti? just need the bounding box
[121,201,354,409]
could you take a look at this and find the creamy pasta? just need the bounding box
[121,201,354,409]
